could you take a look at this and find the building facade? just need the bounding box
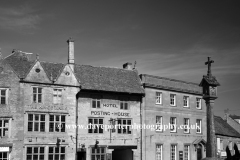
[0,39,144,160]
[215,116,240,159]
[140,74,207,160]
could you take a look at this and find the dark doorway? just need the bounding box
[77,151,86,160]
[112,149,133,160]
[197,145,202,160]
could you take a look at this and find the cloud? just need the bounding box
[0,5,40,31]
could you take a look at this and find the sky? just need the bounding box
[0,0,240,117]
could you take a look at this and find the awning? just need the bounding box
[192,138,206,145]
[108,145,137,150]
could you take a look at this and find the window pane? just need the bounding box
[49,147,54,153]
[28,114,33,121]
[27,147,32,154]
[28,122,33,131]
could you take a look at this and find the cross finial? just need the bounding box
[205,57,214,77]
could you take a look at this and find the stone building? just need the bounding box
[0,39,144,160]
[215,116,240,159]
[140,74,207,160]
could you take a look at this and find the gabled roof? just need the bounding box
[199,75,220,86]
[3,51,144,94]
[215,116,240,138]
[4,51,35,78]
[40,61,65,81]
[75,64,144,94]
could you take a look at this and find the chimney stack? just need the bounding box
[67,38,74,71]
[123,62,132,70]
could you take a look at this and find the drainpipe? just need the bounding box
[140,95,143,160]
[76,86,81,160]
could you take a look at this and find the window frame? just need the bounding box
[156,116,163,132]
[0,88,8,105]
[88,118,104,134]
[156,144,163,160]
[53,88,63,105]
[170,117,177,133]
[196,98,202,110]
[196,119,202,134]
[0,119,9,137]
[91,147,106,160]
[26,146,45,160]
[117,119,132,134]
[183,96,189,108]
[170,94,176,106]
[170,144,177,160]
[33,87,43,103]
[183,118,190,134]
[91,96,101,109]
[184,144,190,160]
[27,114,46,132]
[48,146,65,160]
[156,92,162,105]
[49,114,66,132]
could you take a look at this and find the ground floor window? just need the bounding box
[170,144,177,160]
[91,147,106,160]
[156,144,163,160]
[0,152,8,160]
[48,147,65,160]
[26,147,44,160]
[184,145,190,160]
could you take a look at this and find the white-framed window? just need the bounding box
[0,89,7,105]
[156,92,162,105]
[229,141,233,150]
[170,144,177,160]
[120,98,129,110]
[91,147,106,160]
[117,119,132,134]
[184,145,190,160]
[28,114,45,132]
[49,115,66,132]
[0,152,8,160]
[184,118,190,133]
[170,117,177,133]
[33,87,42,103]
[26,146,45,160]
[92,98,101,108]
[53,89,62,104]
[49,146,65,160]
[156,144,163,160]
[156,116,163,132]
[170,94,176,106]
[196,119,202,134]
[88,118,103,134]
[0,119,9,137]
[196,98,202,109]
[183,96,189,107]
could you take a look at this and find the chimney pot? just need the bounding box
[123,62,132,70]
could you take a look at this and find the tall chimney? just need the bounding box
[67,38,74,71]
[123,62,132,70]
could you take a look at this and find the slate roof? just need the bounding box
[215,116,240,138]
[3,51,144,94]
[40,61,65,81]
[4,51,35,78]
[229,115,240,120]
[140,74,202,95]
[199,75,220,86]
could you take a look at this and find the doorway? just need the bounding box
[112,149,133,160]
[77,151,86,160]
[197,145,202,160]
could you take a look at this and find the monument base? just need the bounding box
[202,157,222,160]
